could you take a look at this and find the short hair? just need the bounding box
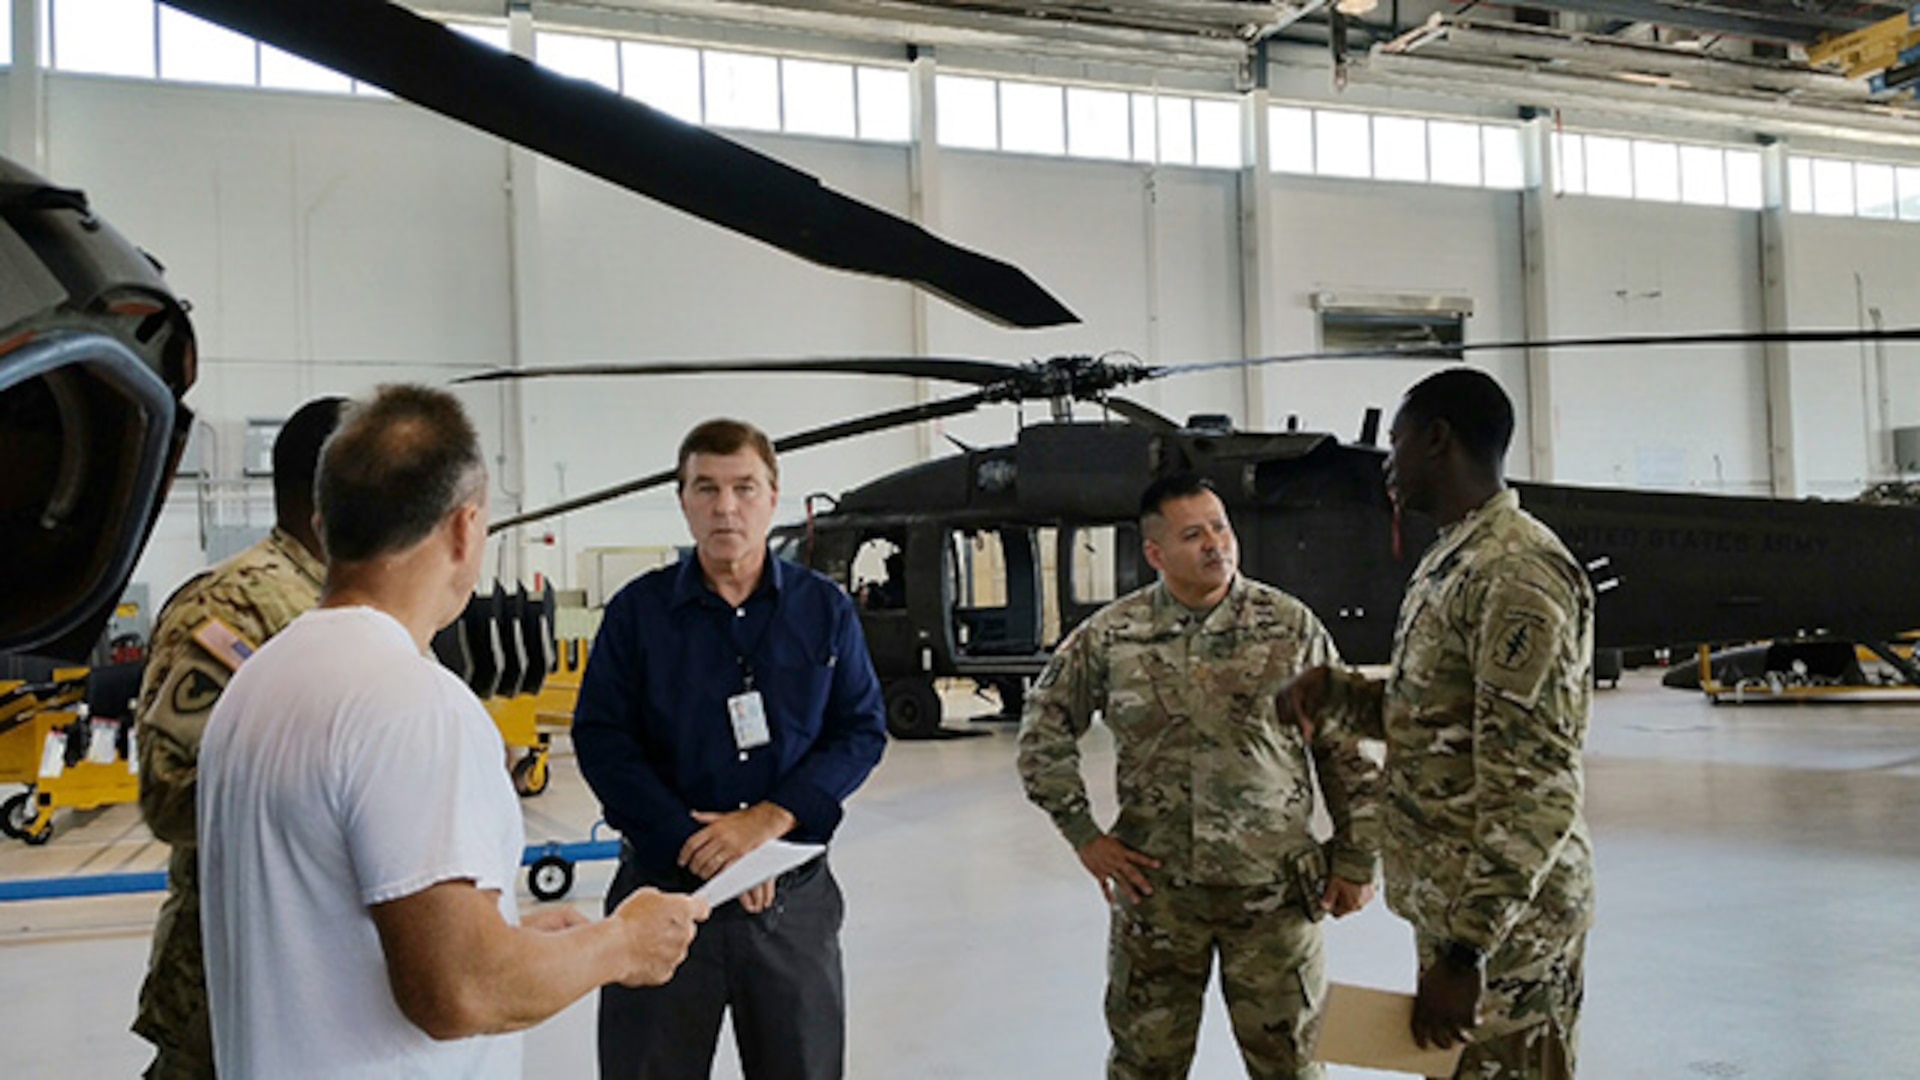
[1139,473,1216,524]
[317,385,486,563]
[1399,367,1514,468]
[271,396,346,517]
[676,418,778,491]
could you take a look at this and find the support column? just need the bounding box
[1519,114,1559,482]
[1238,79,1276,432]
[907,48,940,460]
[1758,141,1798,497]
[499,0,537,582]
[9,0,47,170]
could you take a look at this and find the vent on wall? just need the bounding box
[1312,291,1473,358]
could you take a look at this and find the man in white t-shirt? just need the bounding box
[198,385,708,1078]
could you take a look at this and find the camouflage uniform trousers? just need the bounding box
[134,852,216,1079]
[1107,877,1324,1080]
[1418,932,1586,1080]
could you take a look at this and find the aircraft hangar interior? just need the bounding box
[6,0,1920,1075]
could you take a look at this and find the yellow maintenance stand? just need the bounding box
[435,581,596,797]
[486,636,587,797]
[0,669,139,845]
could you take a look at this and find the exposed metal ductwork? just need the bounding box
[1356,18,1920,149]
[1468,0,1879,46]
[409,0,1920,145]
[422,0,1330,70]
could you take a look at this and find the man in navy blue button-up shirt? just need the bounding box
[575,418,887,1080]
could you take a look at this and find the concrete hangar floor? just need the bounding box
[2,671,1919,1078]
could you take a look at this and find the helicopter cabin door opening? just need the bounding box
[847,532,917,678]
[945,527,1044,667]
[1057,524,1147,633]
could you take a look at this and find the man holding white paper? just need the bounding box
[198,387,705,1079]
[575,418,888,1080]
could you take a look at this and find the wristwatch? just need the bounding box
[1439,939,1486,971]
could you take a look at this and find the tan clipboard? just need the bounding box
[1310,983,1466,1077]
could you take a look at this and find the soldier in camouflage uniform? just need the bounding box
[1018,474,1383,1080]
[1286,368,1594,1080]
[132,397,344,1079]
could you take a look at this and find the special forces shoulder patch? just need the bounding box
[1480,590,1562,707]
[1494,608,1547,672]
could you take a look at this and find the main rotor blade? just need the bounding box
[162,0,1078,330]
[458,356,1023,387]
[1172,325,1920,377]
[487,390,989,533]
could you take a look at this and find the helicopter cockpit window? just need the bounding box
[853,535,906,611]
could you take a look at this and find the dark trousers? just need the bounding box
[599,855,847,1080]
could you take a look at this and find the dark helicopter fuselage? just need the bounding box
[774,418,1920,735]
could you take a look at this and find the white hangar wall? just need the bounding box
[1544,199,1769,495]
[517,132,923,568]
[928,150,1247,436]
[1781,217,1920,498]
[1262,174,1530,469]
[16,61,1920,598]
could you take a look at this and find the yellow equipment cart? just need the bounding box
[0,669,139,845]
[487,636,587,796]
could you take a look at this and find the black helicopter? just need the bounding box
[469,337,1920,738]
[9,0,1920,744]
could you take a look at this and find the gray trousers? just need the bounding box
[598,855,847,1080]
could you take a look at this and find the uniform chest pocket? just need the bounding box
[1390,594,1433,682]
[1104,643,1187,737]
[1195,638,1289,700]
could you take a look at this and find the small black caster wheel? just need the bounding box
[528,854,574,902]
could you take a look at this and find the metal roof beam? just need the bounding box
[501,0,1258,68]
[1356,49,1920,149]
[1498,0,1864,44]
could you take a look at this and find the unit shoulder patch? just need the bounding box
[169,664,225,717]
[1476,574,1568,707]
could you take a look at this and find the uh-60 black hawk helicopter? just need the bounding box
[11,0,1920,747]
[469,325,1920,739]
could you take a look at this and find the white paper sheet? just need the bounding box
[692,840,825,906]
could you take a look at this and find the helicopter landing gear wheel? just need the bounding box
[883,677,943,740]
[527,854,575,902]
[1,791,33,840]
[511,751,550,797]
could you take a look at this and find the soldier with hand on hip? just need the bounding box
[1018,472,1382,1080]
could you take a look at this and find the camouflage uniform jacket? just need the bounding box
[133,527,325,1061]
[1326,489,1595,955]
[1018,576,1381,887]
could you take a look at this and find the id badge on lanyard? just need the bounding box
[728,670,772,751]
[728,606,774,751]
